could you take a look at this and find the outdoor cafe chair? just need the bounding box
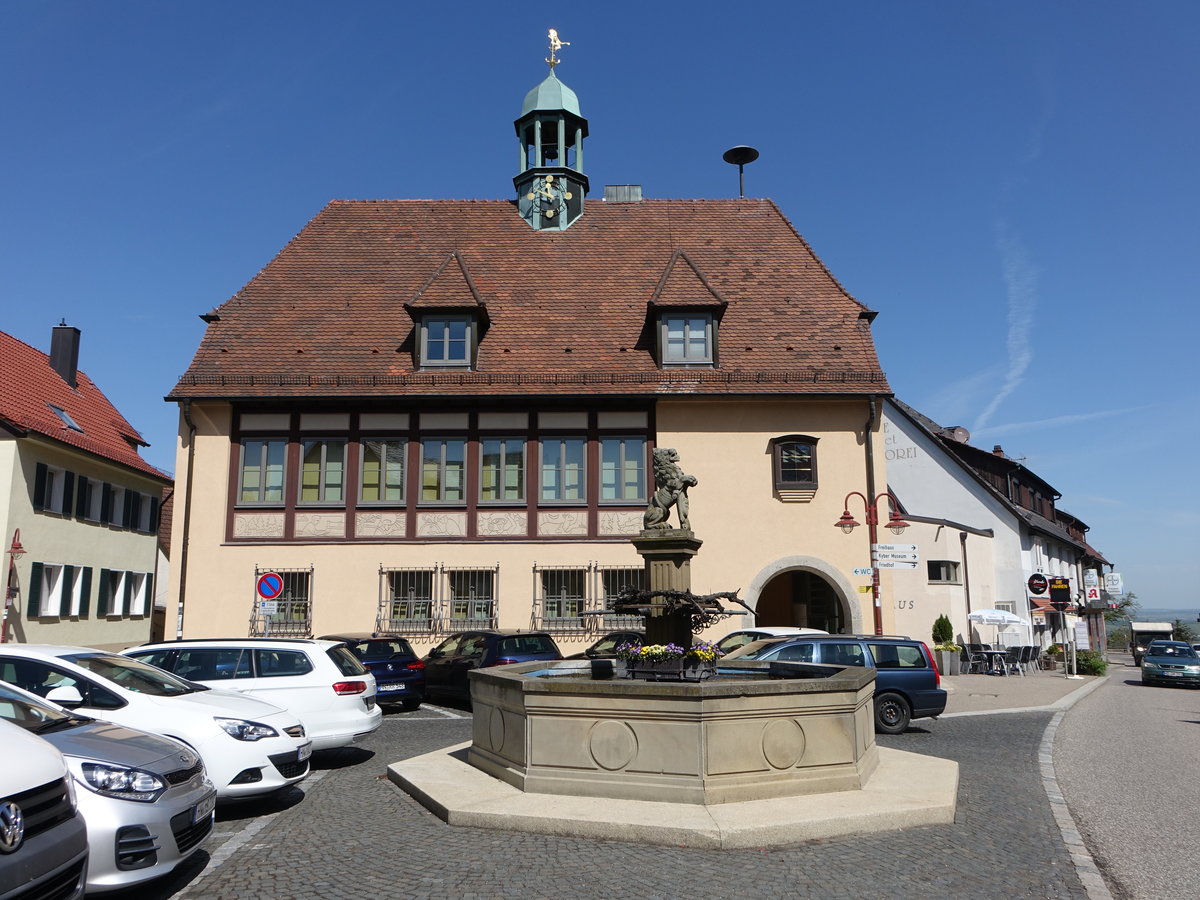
[1017,645,1036,673]
[960,647,987,674]
[1005,646,1025,677]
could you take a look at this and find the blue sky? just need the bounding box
[3,2,1196,609]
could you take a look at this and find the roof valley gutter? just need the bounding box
[177,400,196,640]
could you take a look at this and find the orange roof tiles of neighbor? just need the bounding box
[0,330,170,481]
[170,198,891,400]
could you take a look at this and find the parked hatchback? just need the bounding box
[0,645,311,801]
[566,630,645,660]
[0,681,215,893]
[317,633,425,711]
[423,630,562,704]
[122,638,382,751]
[722,634,946,734]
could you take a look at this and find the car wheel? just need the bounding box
[873,692,911,734]
[401,698,421,712]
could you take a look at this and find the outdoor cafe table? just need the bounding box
[980,649,1010,675]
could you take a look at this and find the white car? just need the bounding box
[0,681,215,893]
[0,646,311,801]
[715,626,830,656]
[0,719,88,899]
[122,638,382,751]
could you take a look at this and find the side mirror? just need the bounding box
[427,649,442,659]
[45,685,84,708]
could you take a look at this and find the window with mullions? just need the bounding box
[540,437,585,502]
[660,314,714,365]
[600,437,646,501]
[240,439,287,504]
[300,439,346,504]
[774,438,817,488]
[599,566,647,629]
[421,438,466,503]
[449,569,494,625]
[386,570,434,626]
[927,561,961,584]
[360,439,406,504]
[420,316,472,368]
[480,437,525,502]
[540,569,585,624]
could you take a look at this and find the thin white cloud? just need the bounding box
[975,404,1154,438]
[973,222,1039,432]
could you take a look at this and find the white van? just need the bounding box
[0,719,88,899]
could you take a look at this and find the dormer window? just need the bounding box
[659,313,715,366]
[419,315,475,369]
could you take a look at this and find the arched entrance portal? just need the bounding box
[745,556,861,635]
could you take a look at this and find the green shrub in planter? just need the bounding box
[932,615,954,646]
[1076,650,1107,676]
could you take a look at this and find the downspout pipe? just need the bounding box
[865,396,882,635]
[176,400,197,639]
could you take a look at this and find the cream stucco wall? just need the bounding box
[169,397,892,654]
[2,436,163,650]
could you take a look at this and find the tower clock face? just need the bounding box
[522,174,573,225]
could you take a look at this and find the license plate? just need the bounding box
[297,741,313,761]
[192,791,217,824]
[380,683,406,691]
[1164,671,1181,677]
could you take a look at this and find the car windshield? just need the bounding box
[1148,644,1197,658]
[0,682,86,733]
[719,639,784,660]
[62,653,199,696]
[353,640,414,660]
[497,635,557,655]
[590,634,639,655]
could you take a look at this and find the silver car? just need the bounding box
[0,681,216,894]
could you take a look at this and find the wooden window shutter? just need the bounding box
[143,574,154,617]
[33,463,48,510]
[123,491,135,529]
[60,565,75,617]
[122,574,133,617]
[79,567,92,618]
[101,484,112,523]
[148,496,160,533]
[75,476,89,517]
[27,561,43,617]
[61,472,75,514]
[97,569,110,617]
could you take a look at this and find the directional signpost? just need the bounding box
[872,544,919,570]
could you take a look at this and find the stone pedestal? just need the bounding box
[631,529,702,648]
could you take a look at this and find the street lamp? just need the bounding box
[4,529,27,644]
[833,492,910,635]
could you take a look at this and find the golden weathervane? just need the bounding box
[546,28,569,70]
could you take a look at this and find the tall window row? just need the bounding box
[26,562,152,620]
[237,418,650,509]
[33,462,160,534]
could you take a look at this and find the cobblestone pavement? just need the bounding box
[121,706,1090,900]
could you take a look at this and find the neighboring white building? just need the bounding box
[882,400,1108,650]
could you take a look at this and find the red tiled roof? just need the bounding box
[170,198,890,400]
[0,330,169,481]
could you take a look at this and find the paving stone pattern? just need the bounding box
[127,711,1088,900]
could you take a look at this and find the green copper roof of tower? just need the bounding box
[521,73,582,116]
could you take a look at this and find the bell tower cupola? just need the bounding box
[515,30,589,230]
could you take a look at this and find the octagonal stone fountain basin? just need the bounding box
[464,659,879,806]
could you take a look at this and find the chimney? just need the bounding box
[992,445,1005,457]
[50,321,81,388]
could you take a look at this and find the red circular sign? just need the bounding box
[1027,573,1048,595]
[256,572,284,600]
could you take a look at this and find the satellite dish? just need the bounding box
[722,145,760,198]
